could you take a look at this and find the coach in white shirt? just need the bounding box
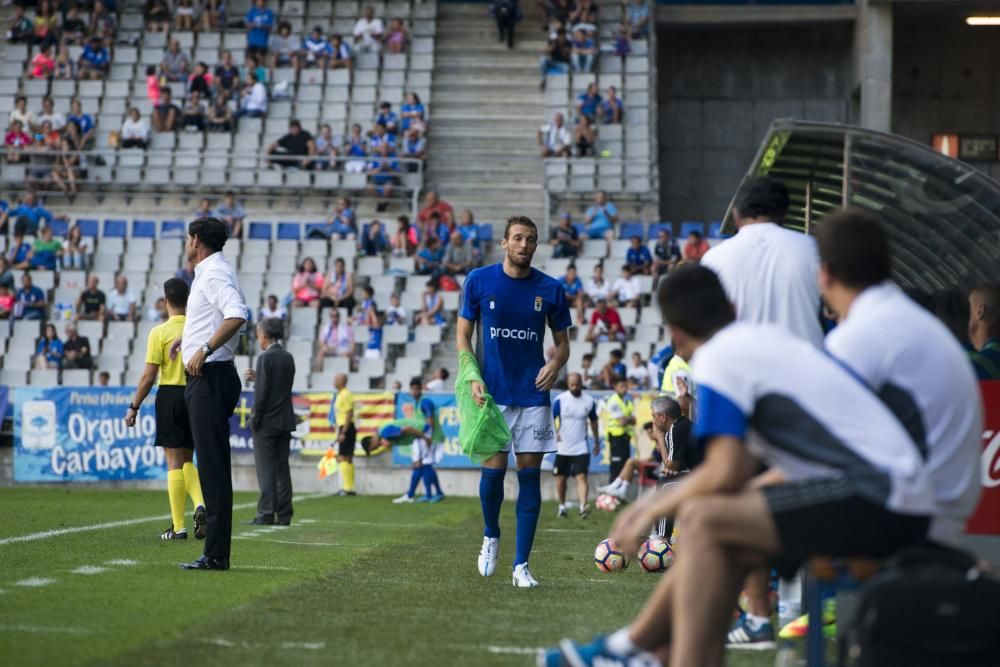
[701,177,824,349]
[180,217,248,571]
[552,373,600,518]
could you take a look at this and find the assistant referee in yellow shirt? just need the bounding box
[125,278,207,541]
[331,372,358,496]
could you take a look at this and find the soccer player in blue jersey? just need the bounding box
[457,215,572,588]
[392,377,445,504]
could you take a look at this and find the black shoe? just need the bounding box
[276,519,292,526]
[246,516,275,525]
[180,555,230,571]
[193,505,207,540]
[161,526,188,540]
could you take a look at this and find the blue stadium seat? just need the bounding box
[103,219,128,238]
[680,221,705,238]
[619,221,643,239]
[572,223,586,237]
[161,220,185,238]
[708,221,724,239]
[48,219,69,236]
[304,222,327,237]
[76,219,99,237]
[248,221,273,240]
[132,220,156,238]
[477,223,493,242]
[648,222,671,239]
[277,222,301,240]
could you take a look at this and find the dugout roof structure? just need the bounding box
[723,119,1000,295]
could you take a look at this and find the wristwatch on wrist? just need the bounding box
[201,343,212,356]
[128,403,138,411]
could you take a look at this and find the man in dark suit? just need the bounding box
[244,317,297,525]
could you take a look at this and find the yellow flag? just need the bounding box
[317,447,339,480]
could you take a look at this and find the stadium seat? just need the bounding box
[648,222,671,239]
[161,220,186,238]
[619,222,644,239]
[133,220,157,238]
[76,219,100,237]
[103,219,128,238]
[248,222,274,240]
[708,221,724,238]
[277,222,301,240]
[680,221,705,238]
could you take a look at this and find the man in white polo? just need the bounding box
[552,372,600,519]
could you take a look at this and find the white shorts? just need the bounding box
[363,347,381,359]
[411,438,440,465]
[498,405,556,455]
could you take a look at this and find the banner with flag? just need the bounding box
[295,391,396,456]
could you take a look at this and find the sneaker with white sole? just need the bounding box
[557,505,568,518]
[606,484,629,501]
[477,536,498,577]
[597,481,619,495]
[392,494,414,504]
[513,562,539,588]
[726,615,776,650]
[579,503,591,519]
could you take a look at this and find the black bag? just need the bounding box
[845,546,1000,667]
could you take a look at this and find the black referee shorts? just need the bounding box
[155,385,194,449]
[553,453,590,477]
[338,423,357,458]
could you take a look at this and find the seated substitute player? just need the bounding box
[125,278,207,540]
[393,377,446,504]
[457,215,571,589]
[544,265,934,667]
[552,372,600,519]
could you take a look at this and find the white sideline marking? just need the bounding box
[71,565,107,575]
[0,624,92,635]
[297,518,318,524]
[281,641,325,650]
[487,646,543,655]
[206,638,235,647]
[0,493,328,547]
[230,565,294,571]
[13,577,56,587]
[105,559,138,566]
[202,638,325,650]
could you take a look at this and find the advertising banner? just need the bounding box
[966,381,1000,536]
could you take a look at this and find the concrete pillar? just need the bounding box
[856,0,893,132]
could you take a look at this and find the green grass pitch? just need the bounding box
[0,488,775,666]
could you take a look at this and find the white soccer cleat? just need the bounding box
[392,494,414,504]
[513,562,539,588]
[597,481,619,495]
[478,536,499,577]
[606,485,629,501]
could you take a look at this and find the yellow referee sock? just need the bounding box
[341,461,355,492]
[182,462,205,509]
[167,470,186,532]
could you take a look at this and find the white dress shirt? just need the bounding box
[242,82,268,113]
[612,276,641,302]
[182,251,248,365]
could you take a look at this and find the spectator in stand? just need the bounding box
[214,192,246,239]
[418,190,455,228]
[193,198,213,219]
[683,229,710,261]
[318,198,356,240]
[538,112,571,158]
[457,210,480,253]
[491,0,519,49]
[270,21,300,69]
[61,5,88,47]
[577,352,597,388]
[626,351,652,389]
[384,18,408,53]
[31,0,58,48]
[144,65,161,105]
[443,231,474,275]
[78,36,110,80]
[245,0,276,59]
[321,257,356,313]
[599,349,627,387]
[366,143,400,213]
[259,294,288,322]
[400,128,426,167]
[0,284,16,320]
[570,0,598,30]
[539,30,571,89]
[244,54,269,83]
[17,273,46,320]
[314,124,340,170]
[599,86,624,124]
[541,0,573,32]
[236,71,268,119]
[291,257,325,308]
[0,258,13,290]
[550,212,582,258]
[560,264,586,324]
[10,96,34,134]
[353,6,385,53]
[62,224,89,270]
[375,102,399,138]
[7,6,32,44]
[67,99,95,149]
[267,120,316,169]
[344,123,368,172]
[391,215,418,256]
[301,25,332,69]
[9,191,59,236]
[28,44,56,79]
[315,308,354,369]
[121,107,150,148]
[106,274,137,322]
[151,88,180,132]
[5,120,32,163]
[585,263,611,304]
[89,1,117,48]
[187,62,213,98]
[652,227,680,277]
[625,235,652,274]
[354,285,377,325]
[626,0,650,38]
[571,28,597,73]
[175,261,195,286]
[160,39,191,83]
[425,367,449,391]
[386,292,407,325]
[35,323,64,370]
[586,297,626,343]
[75,275,106,320]
[416,236,444,277]
[203,0,226,30]
[612,263,642,307]
[401,93,426,134]
[146,0,171,31]
[53,46,73,79]
[361,221,389,257]
[175,0,198,30]
[576,82,602,122]
[329,34,352,69]
[574,115,596,157]
[7,238,30,271]
[62,323,93,370]
[215,52,241,99]
[181,90,207,131]
[206,94,234,132]
[34,97,66,132]
[145,296,167,322]
[28,225,62,271]
[584,190,618,242]
[97,371,111,386]
[419,279,446,326]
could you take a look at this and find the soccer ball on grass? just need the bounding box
[637,537,674,573]
[595,493,621,512]
[594,538,628,572]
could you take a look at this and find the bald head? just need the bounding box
[334,373,347,390]
[567,372,583,395]
[969,283,1000,349]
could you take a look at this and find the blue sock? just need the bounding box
[406,467,422,498]
[425,466,442,495]
[514,467,541,566]
[421,465,435,497]
[479,467,506,539]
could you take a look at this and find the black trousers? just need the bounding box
[253,429,293,523]
[608,434,632,483]
[185,361,242,560]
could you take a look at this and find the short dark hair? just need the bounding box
[504,215,538,239]
[734,176,789,223]
[409,376,422,387]
[657,264,734,338]
[815,208,891,290]
[257,317,285,341]
[189,217,228,252]
[163,277,189,309]
[439,368,450,380]
[610,349,623,359]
